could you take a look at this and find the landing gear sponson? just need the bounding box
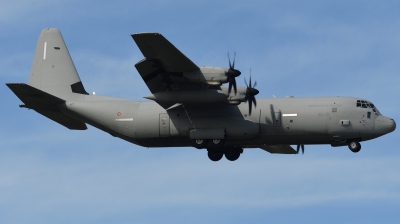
[193,139,225,149]
[197,138,364,161]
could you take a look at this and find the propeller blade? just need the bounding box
[226,53,241,95]
[232,52,236,68]
[232,78,237,95]
[228,78,233,94]
[251,96,257,107]
[228,53,232,69]
[248,98,252,115]
[227,77,237,95]
[244,73,259,116]
[297,144,305,154]
[249,76,252,88]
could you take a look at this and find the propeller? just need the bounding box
[244,71,259,115]
[296,144,304,154]
[227,52,241,95]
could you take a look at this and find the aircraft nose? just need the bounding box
[375,116,396,134]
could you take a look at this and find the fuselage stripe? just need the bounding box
[116,118,134,121]
[43,42,47,60]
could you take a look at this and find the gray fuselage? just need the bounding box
[60,95,396,149]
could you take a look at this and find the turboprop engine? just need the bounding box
[183,67,232,86]
[183,53,241,95]
[144,75,260,114]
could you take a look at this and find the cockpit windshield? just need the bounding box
[356,100,380,114]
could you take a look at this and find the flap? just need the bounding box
[135,58,171,94]
[260,145,297,154]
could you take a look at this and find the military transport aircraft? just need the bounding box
[7,28,396,161]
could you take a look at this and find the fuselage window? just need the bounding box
[357,100,380,115]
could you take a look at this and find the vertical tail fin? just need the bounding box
[28,28,88,99]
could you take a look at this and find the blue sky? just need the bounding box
[1,0,400,223]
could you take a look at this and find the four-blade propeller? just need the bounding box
[227,52,241,95]
[244,72,259,116]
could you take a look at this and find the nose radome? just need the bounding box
[390,118,396,132]
[375,116,396,134]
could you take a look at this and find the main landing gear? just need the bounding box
[207,147,243,162]
[192,139,242,161]
[348,140,361,153]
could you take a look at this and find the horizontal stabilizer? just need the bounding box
[35,110,87,130]
[260,145,297,154]
[6,83,87,130]
[7,83,64,110]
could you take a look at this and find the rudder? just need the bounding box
[28,28,88,99]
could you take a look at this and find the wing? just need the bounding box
[132,33,237,109]
[260,145,297,154]
[132,33,198,73]
[132,33,204,95]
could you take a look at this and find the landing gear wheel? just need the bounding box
[225,150,240,161]
[348,141,361,153]
[208,151,223,161]
[211,139,225,148]
[193,139,208,149]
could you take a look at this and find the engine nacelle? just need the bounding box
[183,67,229,86]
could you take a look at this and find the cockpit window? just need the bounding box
[356,100,380,114]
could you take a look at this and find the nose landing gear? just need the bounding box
[348,140,361,153]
